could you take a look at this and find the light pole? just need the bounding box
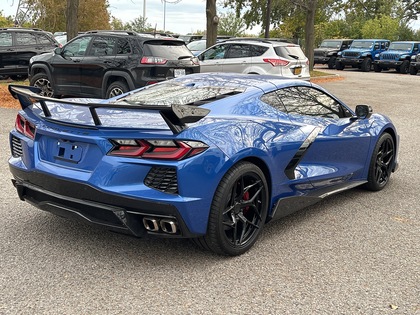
[162,0,182,32]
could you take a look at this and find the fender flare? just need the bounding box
[30,64,54,85]
[102,71,136,98]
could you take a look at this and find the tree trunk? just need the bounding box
[206,0,218,49]
[305,0,317,71]
[66,0,79,41]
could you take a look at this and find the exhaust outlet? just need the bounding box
[160,219,178,234]
[143,217,159,232]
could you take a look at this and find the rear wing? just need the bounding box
[8,85,210,134]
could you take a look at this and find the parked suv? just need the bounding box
[0,27,59,80]
[409,52,420,75]
[197,38,310,80]
[373,41,420,74]
[28,30,200,98]
[336,39,390,72]
[314,39,353,69]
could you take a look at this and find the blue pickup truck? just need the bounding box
[336,39,390,72]
[373,41,420,74]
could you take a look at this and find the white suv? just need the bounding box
[197,38,310,80]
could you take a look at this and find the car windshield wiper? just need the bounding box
[288,54,299,60]
[178,55,193,60]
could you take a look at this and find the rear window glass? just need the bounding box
[120,81,243,105]
[274,45,307,60]
[144,41,193,59]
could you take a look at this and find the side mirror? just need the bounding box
[54,47,62,55]
[352,105,372,120]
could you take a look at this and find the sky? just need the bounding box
[2,0,258,35]
[2,0,418,35]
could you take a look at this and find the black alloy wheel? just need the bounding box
[365,133,395,191]
[198,162,269,256]
[30,73,54,97]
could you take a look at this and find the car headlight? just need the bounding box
[337,52,342,56]
[375,54,379,58]
[411,55,416,61]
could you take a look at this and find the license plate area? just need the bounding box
[174,69,186,77]
[293,67,302,75]
[38,136,102,171]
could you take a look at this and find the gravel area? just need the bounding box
[0,69,419,314]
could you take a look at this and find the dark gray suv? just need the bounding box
[29,30,200,98]
[0,27,59,80]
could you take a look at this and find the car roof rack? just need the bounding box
[0,27,45,31]
[84,30,138,36]
[223,37,297,44]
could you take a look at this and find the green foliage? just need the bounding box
[123,17,151,32]
[217,11,246,36]
[0,12,15,27]
[361,16,400,40]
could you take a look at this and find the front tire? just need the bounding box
[364,133,395,191]
[409,65,418,75]
[327,57,336,69]
[399,60,410,74]
[361,58,372,72]
[196,162,269,256]
[336,61,344,70]
[30,72,54,97]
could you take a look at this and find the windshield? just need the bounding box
[119,81,243,106]
[320,40,342,49]
[388,42,413,51]
[350,41,374,49]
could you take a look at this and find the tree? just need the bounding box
[123,17,152,32]
[66,0,79,41]
[206,0,218,47]
[217,11,246,36]
[0,11,15,27]
[14,0,110,33]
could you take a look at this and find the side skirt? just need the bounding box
[269,180,366,221]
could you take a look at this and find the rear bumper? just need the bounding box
[10,166,199,238]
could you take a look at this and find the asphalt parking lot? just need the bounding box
[0,69,419,314]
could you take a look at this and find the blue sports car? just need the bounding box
[8,73,398,256]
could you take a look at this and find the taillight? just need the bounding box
[15,114,35,140]
[141,56,168,65]
[191,57,199,65]
[263,58,290,67]
[108,139,208,160]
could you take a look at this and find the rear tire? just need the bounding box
[30,72,54,97]
[194,162,269,256]
[364,133,395,191]
[409,65,418,75]
[106,80,129,99]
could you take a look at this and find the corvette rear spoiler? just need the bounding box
[8,85,210,134]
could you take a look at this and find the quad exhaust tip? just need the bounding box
[143,217,178,234]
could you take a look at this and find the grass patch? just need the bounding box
[310,70,332,77]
